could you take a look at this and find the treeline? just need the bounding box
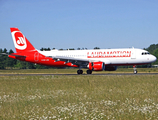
[0,48,16,69]
[0,44,158,69]
[40,47,100,51]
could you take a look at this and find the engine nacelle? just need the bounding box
[88,62,105,71]
[104,66,117,71]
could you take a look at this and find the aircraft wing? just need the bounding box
[50,56,89,66]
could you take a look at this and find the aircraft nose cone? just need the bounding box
[151,55,157,62]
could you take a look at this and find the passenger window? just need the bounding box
[142,52,150,55]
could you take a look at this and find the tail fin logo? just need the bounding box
[12,31,27,50]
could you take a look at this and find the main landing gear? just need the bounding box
[77,65,83,74]
[77,70,83,74]
[133,65,137,74]
[86,70,92,74]
[77,69,92,74]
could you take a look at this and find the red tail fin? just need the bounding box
[10,28,35,53]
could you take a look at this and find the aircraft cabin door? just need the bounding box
[34,52,39,61]
[131,49,136,59]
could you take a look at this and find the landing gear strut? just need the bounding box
[133,65,137,74]
[77,65,83,74]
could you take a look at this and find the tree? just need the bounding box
[0,49,2,53]
[3,48,7,53]
[4,49,16,69]
[1,48,8,69]
[14,60,26,69]
[68,48,75,50]
[26,62,36,69]
[35,64,53,69]
[40,47,44,51]
[0,49,5,69]
[152,48,158,64]
[47,47,51,51]
[40,47,51,51]
[94,47,100,49]
[9,49,14,54]
[145,44,158,54]
[59,49,63,51]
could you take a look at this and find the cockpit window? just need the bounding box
[142,52,150,55]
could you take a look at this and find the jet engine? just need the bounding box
[88,62,105,71]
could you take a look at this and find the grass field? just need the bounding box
[0,70,158,119]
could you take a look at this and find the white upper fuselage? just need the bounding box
[38,48,157,66]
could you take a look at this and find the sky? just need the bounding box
[0,0,158,52]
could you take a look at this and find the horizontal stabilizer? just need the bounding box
[0,53,26,57]
[8,54,26,57]
[0,53,9,55]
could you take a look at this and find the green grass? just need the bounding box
[0,75,158,119]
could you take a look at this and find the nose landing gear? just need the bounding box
[133,65,137,74]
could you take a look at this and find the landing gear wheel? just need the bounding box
[133,65,137,74]
[77,70,83,74]
[134,70,137,74]
[86,70,92,74]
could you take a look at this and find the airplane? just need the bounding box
[7,28,157,74]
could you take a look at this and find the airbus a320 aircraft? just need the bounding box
[7,28,157,74]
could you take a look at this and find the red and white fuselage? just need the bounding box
[8,28,157,74]
[38,48,156,65]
